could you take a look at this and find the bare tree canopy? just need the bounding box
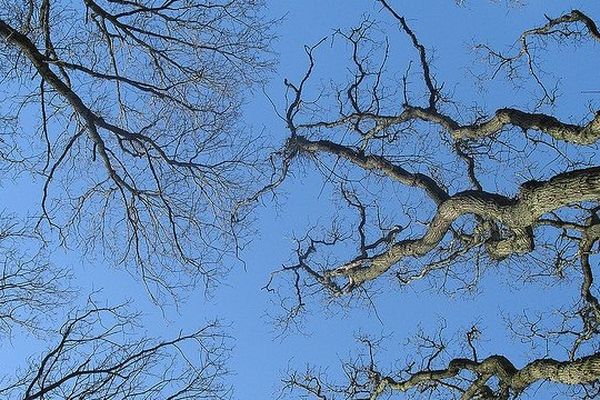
[269,1,600,399]
[3,1,600,399]
[0,0,273,297]
[0,1,272,398]
[0,215,71,336]
[0,301,230,400]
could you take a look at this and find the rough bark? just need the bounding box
[371,352,600,399]
[299,106,600,146]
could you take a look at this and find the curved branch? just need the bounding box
[329,166,600,290]
[521,9,600,44]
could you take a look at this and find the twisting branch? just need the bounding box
[367,352,600,400]
[580,217,600,319]
[272,5,600,301]
[326,167,600,291]
[273,5,600,400]
[298,106,600,146]
[288,135,449,204]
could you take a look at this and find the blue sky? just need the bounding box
[2,1,600,399]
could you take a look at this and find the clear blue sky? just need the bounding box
[2,1,600,399]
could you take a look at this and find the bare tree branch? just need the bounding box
[0,301,231,400]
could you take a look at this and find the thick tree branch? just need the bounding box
[370,352,600,399]
[522,9,600,43]
[328,166,600,291]
[300,106,600,146]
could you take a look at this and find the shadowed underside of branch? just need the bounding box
[301,106,600,145]
[367,352,600,399]
[224,3,600,400]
